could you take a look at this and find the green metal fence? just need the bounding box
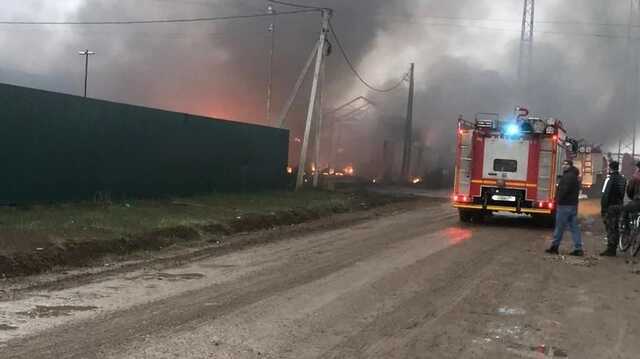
[0,83,289,202]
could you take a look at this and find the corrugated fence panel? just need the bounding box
[0,83,289,202]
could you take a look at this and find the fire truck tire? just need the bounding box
[532,214,555,228]
[459,209,475,223]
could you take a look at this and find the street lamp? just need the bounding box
[78,49,96,98]
[266,4,276,124]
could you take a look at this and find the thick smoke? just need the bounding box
[0,0,637,179]
[331,0,640,179]
[349,0,637,151]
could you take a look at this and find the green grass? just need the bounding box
[0,190,353,253]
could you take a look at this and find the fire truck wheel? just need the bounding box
[459,209,474,223]
[532,214,555,228]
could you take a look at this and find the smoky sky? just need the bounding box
[1,0,639,166]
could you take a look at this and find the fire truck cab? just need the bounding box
[453,108,570,223]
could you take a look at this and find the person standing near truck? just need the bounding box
[546,160,583,256]
[600,161,626,257]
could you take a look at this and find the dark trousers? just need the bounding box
[605,205,622,251]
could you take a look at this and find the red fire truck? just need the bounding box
[452,108,571,223]
[573,143,605,195]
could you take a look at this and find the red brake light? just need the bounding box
[453,195,471,203]
[538,201,554,210]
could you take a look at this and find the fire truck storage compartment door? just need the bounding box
[483,138,529,182]
[537,138,553,201]
[580,153,594,186]
[458,131,473,194]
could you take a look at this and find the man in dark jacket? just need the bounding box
[546,160,583,256]
[600,161,626,256]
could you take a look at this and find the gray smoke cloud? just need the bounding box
[0,0,637,177]
[336,0,639,175]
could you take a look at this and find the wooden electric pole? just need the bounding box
[401,63,415,182]
[296,9,331,190]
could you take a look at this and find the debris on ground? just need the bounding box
[543,254,600,267]
[497,307,526,316]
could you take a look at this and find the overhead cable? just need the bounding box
[267,0,326,11]
[386,14,640,28]
[0,9,318,25]
[328,19,407,93]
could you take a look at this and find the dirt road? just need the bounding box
[2,200,640,358]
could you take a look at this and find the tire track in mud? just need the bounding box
[321,228,544,359]
[2,201,448,299]
[316,227,524,359]
[2,206,457,358]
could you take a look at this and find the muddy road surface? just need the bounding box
[2,200,640,358]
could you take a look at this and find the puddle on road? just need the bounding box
[127,272,206,282]
[0,324,18,331]
[16,305,98,318]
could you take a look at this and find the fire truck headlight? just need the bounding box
[505,123,521,137]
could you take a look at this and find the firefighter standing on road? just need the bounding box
[600,161,626,257]
[546,160,584,256]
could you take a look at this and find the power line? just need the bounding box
[266,0,327,11]
[0,8,318,25]
[0,25,321,44]
[391,17,637,40]
[385,14,640,28]
[328,19,407,93]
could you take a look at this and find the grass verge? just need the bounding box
[0,190,406,277]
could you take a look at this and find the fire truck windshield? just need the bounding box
[494,159,518,172]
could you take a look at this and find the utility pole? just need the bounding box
[518,0,535,96]
[276,40,320,128]
[401,63,415,182]
[620,0,640,161]
[266,4,276,124]
[296,9,331,190]
[312,54,327,188]
[619,139,623,163]
[634,60,638,159]
[78,49,95,98]
[633,1,639,160]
